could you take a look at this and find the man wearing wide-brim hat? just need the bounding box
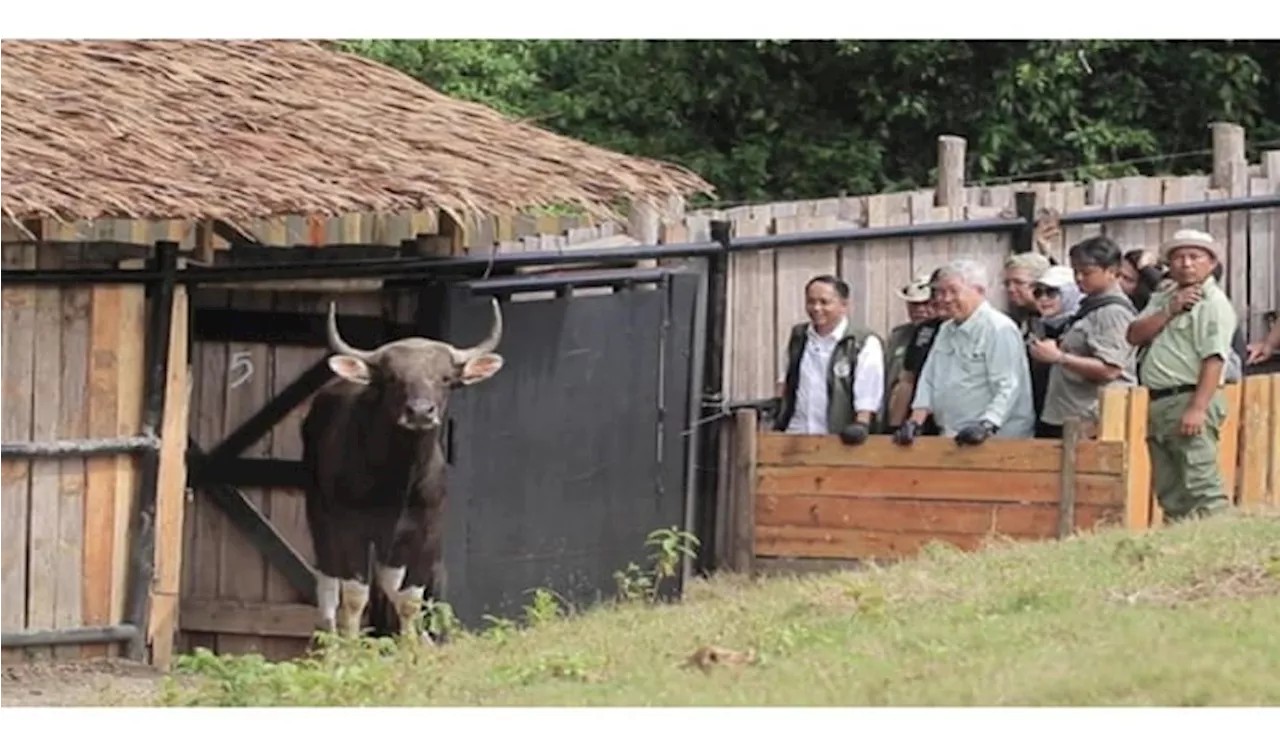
[880,272,936,431]
[1125,228,1239,523]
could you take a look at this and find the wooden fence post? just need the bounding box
[936,135,967,208]
[727,408,757,575]
[1057,418,1080,538]
[1239,374,1274,508]
[1210,122,1250,333]
[1099,386,1154,531]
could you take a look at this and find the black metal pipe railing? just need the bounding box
[464,268,673,295]
[4,190,1279,287]
[1058,193,1280,225]
[1,624,140,649]
[1,434,161,458]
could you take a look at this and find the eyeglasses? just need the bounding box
[1032,286,1061,299]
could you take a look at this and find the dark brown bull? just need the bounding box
[300,299,504,642]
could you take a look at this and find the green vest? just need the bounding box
[880,322,916,428]
[775,321,881,434]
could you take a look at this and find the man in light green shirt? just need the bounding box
[895,258,1037,445]
[1126,229,1238,522]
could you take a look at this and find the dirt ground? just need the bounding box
[1,658,166,707]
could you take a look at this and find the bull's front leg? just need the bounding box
[375,564,429,644]
[337,578,371,638]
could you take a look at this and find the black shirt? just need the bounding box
[904,317,944,375]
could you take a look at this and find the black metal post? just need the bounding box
[693,220,733,576]
[121,240,179,662]
[1013,191,1038,254]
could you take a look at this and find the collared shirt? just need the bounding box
[1041,287,1137,427]
[911,300,1036,437]
[784,317,885,435]
[1136,276,1237,390]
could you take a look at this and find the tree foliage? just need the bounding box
[340,40,1280,205]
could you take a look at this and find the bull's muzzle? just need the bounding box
[400,399,441,431]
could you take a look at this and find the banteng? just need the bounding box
[300,298,504,642]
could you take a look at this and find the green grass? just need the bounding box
[158,512,1280,706]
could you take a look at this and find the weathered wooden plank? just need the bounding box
[264,293,325,661]
[757,494,1121,537]
[216,290,275,656]
[1248,176,1275,341]
[82,282,122,657]
[110,260,147,632]
[180,289,230,655]
[1239,375,1273,508]
[54,242,89,660]
[756,465,1126,506]
[26,245,65,659]
[1218,383,1243,500]
[755,433,1126,475]
[755,524,1033,561]
[772,214,840,383]
[180,598,315,639]
[1,244,36,635]
[149,282,191,669]
[725,210,774,400]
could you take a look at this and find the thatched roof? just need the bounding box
[0,40,715,226]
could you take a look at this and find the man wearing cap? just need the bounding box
[1126,229,1238,522]
[881,272,937,431]
[1003,252,1053,335]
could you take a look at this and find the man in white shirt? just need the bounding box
[773,275,886,444]
[895,258,1037,444]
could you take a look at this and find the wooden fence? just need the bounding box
[0,241,190,665]
[10,123,1277,396]
[4,122,1278,664]
[719,373,1280,573]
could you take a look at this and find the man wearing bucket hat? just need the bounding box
[1125,228,1238,522]
[880,272,937,431]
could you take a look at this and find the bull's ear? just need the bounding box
[328,354,373,385]
[458,353,504,386]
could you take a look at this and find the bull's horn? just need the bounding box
[452,297,503,363]
[326,302,375,360]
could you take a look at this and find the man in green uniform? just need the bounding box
[1126,229,1238,522]
[880,272,936,432]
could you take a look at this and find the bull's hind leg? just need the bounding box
[315,574,340,634]
[375,563,428,643]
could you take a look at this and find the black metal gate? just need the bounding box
[428,270,704,626]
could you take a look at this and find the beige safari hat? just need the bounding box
[897,272,933,303]
[1160,228,1221,263]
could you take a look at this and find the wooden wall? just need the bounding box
[745,424,1130,563]
[720,374,1280,574]
[0,233,193,664]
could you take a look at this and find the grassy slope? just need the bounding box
[161,512,1280,707]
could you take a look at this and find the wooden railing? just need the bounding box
[717,373,1280,573]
